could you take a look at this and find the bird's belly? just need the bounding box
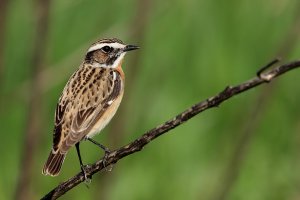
[86,94,123,138]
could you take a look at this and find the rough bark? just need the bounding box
[41,59,300,200]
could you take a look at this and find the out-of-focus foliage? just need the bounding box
[1,0,300,199]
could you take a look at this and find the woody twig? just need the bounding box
[42,59,300,200]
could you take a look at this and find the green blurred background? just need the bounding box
[1,0,300,199]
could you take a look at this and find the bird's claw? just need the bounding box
[81,165,92,184]
[102,149,111,170]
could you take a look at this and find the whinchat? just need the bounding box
[42,38,139,178]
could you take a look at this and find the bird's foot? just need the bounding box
[102,148,115,172]
[81,164,92,185]
[102,149,111,168]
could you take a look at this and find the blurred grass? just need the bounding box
[1,0,300,199]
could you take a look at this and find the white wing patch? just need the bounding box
[107,100,114,105]
[112,71,117,80]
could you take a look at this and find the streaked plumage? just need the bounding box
[42,38,139,176]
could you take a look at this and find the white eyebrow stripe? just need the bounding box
[87,42,126,53]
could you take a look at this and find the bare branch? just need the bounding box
[41,59,300,200]
[214,5,300,199]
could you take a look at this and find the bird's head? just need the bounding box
[85,38,139,68]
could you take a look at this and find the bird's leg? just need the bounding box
[86,138,111,167]
[75,143,91,183]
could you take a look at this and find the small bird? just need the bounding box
[42,38,139,178]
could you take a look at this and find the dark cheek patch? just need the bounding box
[107,55,117,66]
[96,51,107,64]
[85,49,119,66]
[85,50,107,64]
[107,50,120,66]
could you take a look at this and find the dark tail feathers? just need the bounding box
[42,150,66,176]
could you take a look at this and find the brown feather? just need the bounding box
[51,65,123,153]
[42,37,138,176]
[42,150,66,176]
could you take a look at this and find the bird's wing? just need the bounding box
[53,67,122,153]
[70,69,122,134]
[52,67,80,152]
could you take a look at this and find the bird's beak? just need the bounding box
[123,44,140,52]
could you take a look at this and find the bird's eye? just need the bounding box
[101,46,113,53]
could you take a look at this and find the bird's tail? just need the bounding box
[42,150,66,176]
